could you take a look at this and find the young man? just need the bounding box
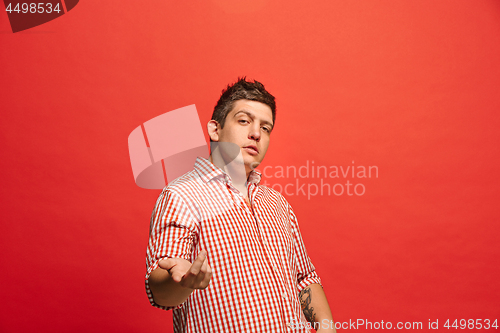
[145,78,336,332]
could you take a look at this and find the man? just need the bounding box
[145,78,336,332]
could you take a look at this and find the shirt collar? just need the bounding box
[194,156,262,185]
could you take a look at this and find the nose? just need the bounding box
[248,123,261,141]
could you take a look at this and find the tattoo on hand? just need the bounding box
[299,287,317,323]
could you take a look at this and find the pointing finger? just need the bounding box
[189,250,207,275]
[201,257,209,272]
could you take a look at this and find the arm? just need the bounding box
[145,189,204,309]
[149,250,212,307]
[300,283,336,332]
[286,203,336,332]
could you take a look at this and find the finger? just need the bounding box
[198,266,213,289]
[158,258,184,282]
[193,267,207,286]
[170,270,185,283]
[158,258,175,271]
[180,251,208,288]
[182,265,212,289]
[201,257,209,272]
[193,260,212,289]
[189,250,207,275]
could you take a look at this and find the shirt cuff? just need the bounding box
[297,273,322,293]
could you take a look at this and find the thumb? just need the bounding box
[158,258,175,271]
[158,259,184,282]
[170,270,184,283]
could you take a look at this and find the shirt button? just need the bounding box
[272,266,277,271]
[282,292,287,299]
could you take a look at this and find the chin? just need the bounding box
[245,159,261,171]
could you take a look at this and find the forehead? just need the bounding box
[229,99,273,124]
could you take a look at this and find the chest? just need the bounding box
[194,186,295,264]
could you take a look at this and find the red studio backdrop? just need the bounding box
[1,1,499,332]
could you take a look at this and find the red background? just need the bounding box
[1,1,499,332]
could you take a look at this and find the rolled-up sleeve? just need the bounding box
[145,188,199,311]
[288,205,322,293]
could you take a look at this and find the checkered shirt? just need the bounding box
[145,157,321,332]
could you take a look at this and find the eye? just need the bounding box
[262,125,273,133]
[239,119,249,124]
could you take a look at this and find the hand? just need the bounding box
[158,250,212,289]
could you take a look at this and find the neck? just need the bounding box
[209,150,250,196]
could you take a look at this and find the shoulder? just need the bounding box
[152,170,207,221]
[155,169,201,201]
[158,168,217,208]
[258,183,283,199]
[165,169,200,191]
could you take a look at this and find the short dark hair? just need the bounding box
[211,77,276,129]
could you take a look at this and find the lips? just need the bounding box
[243,145,259,154]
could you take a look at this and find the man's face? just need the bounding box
[210,99,274,175]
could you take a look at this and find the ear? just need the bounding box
[207,120,220,141]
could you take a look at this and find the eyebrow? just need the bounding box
[233,110,274,130]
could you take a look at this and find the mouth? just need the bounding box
[243,145,259,155]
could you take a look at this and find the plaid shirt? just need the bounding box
[146,157,321,332]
